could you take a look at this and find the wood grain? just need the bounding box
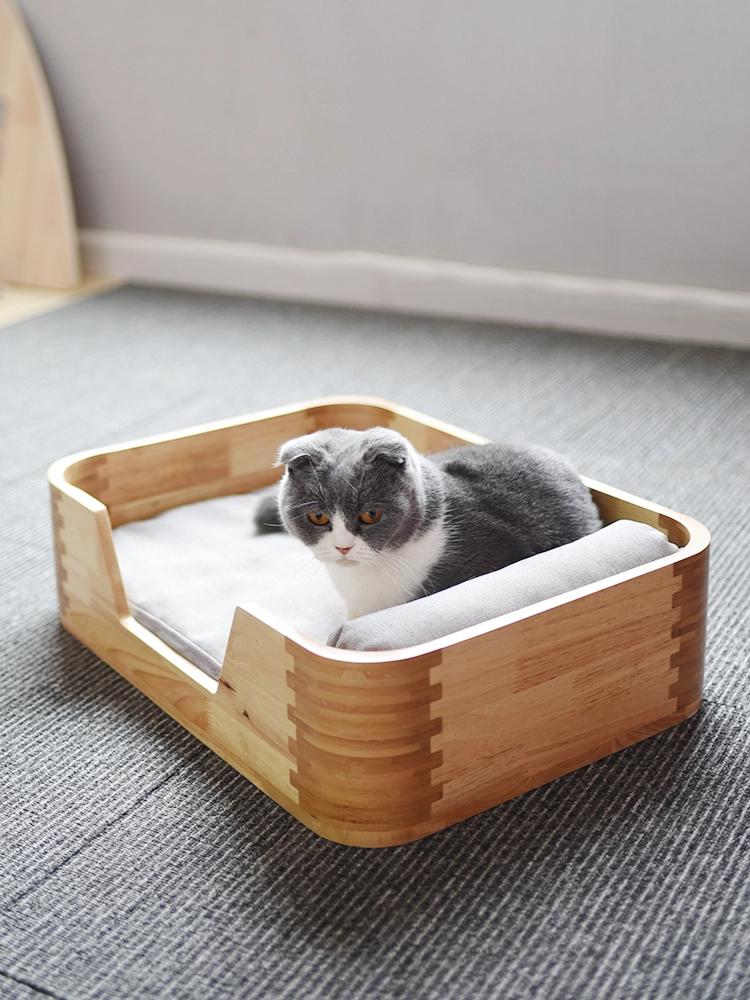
[59,397,484,527]
[48,396,711,847]
[0,0,79,287]
[287,640,443,836]
[429,564,683,827]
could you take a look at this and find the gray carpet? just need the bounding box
[1,284,749,1000]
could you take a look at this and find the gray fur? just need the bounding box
[254,489,285,534]
[256,426,602,600]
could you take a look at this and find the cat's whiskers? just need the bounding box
[369,559,407,601]
[381,548,432,598]
[308,461,327,501]
[343,545,422,607]
[373,558,424,610]
[283,549,328,590]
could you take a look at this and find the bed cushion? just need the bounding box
[113,492,677,676]
[329,518,678,650]
[114,491,345,679]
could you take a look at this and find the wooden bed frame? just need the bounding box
[48,397,710,848]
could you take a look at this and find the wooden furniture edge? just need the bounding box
[47,396,711,847]
[0,0,80,287]
[47,394,490,470]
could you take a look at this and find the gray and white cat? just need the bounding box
[255,426,602,620]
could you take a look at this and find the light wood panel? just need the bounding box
[430,563,686,826]
[287,640,443,838]
[48,396,710,847]
[0,0,80,287]
[56,396,485,526]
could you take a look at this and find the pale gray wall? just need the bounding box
[19,0,750,292]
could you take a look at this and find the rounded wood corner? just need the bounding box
[49,400,712,848]
[584,476,711,556]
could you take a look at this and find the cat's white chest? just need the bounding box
[324,522,446,619]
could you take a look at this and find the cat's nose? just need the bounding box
[336,546,353,555]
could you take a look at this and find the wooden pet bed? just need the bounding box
[48,397,710,848]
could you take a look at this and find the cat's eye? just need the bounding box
[308,511,330,526]
[359,509,382,524]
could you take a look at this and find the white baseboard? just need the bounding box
[79,229,750,349]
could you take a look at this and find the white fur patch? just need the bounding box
[323,521,446,619]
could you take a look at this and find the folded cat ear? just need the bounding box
[362,436,409,468]
[276,438,322,471]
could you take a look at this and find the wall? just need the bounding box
[16,0,750,342]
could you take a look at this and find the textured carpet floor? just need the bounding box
[1,285,749,1000]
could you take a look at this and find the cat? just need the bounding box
[254,426,602,620]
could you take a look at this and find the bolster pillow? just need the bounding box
[328,519,678,651]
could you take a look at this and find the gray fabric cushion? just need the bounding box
[114,490,677,670]
[329,518,678,649]
[114,492,345,679]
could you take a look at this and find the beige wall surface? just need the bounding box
[17,0,750,293]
